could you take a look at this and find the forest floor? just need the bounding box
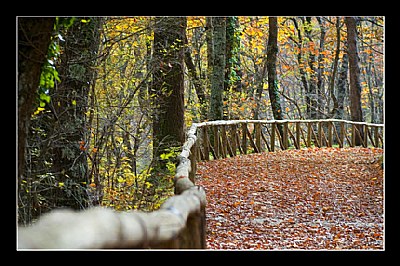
[196,147,384,250]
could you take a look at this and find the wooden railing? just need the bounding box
[17,119,383,249]
[17,124,206,249]
[193,119,383,162]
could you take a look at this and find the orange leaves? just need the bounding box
[197,147,383,250]
[233,201,241,207]
[79,140,86,151]
[312,191,321,201]
[307,210,315,216]
[287,218,295,224]
[322,206,332,213]
[79,140,98,153]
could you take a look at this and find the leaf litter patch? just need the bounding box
[196,147,384,250]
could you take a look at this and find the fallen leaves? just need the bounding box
[196,147,384,250]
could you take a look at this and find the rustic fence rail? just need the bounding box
[194,119,383,162]
[17,119,383,249]
[17,124,206,249]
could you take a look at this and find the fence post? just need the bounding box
[241,123,248,154]
[271,123,276,151]
[340,122,345,147]
[178,211,203,248]
[202,127,210,161]
[189,142,197,184]
[213,126,220,159]
[327,121,333,147]
[255,123,262,152]
[221,125,228,158]
[295,122,301,149]
[318,122,323,147]
[230,124,237,156]
[199,204,207,248]
[374,126,379,148]
[307,122,312,148]
[363,124,368,147]
[283,121,288,150]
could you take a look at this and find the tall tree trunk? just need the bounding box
[18,17,55,207]
[184,35,207,120]
[50,17,103,209]
[366,60,375,123]
[206,17,214,94]
[328,17,341,118]
[223,16,239,119]
[151,17,186,174]
[209,17,226,121]
[290,18,309,117]
[253,59,267,120]
[345,16,364,145]
[361,28,376,124]
[304,17,318,119]
[316,17,326,117]
[372,62,384,124]
[336,48,349,120]
[266,17,284,137]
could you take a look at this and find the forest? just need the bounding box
[17,16,384,235]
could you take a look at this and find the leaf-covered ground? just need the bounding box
[196,147,384,250]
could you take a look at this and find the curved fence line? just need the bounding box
[17,119,383,249]
[17,123,206,249]
[193,119,383,161]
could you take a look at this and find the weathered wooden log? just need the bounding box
[195,118,383,127]
[18,122,207,249]
[18,185,206,249]
[194,119,383,160]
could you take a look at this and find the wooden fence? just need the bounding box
[17,119,383,249]
[17,124,206,249]
[193,119,384,161]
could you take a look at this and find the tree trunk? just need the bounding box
[151,17,186,173]
[17,17,55,207]
[50,17,103,209]
[223,16,239,119]
[372,62,384,124]
[364,53,375,123]
[336,47,349,120]
[328,17,341,118]
[184,35,207,121]
[316,17,326,117]
[266,17,284,137]
[206,17,214,82]
[290,18,309,117]
[209,17,226,121]
[345,16,364,145]
[304,17,318,119]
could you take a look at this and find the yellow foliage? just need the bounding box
[187,16,205,28]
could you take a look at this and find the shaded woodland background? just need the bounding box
[17,16,384,225]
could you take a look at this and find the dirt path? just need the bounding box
[196,147,384,250]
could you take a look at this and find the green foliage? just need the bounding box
[37,50,59,108]
[36,17,76,110]
[159,146,180,174]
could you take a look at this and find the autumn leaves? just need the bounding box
[196,147,383,250]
